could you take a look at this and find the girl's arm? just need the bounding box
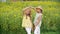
[31,7,36,11]
[35,15,42,26]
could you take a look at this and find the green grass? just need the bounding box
[41,32,59,34]
[0,1,60,34]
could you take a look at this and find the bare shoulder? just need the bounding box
[39,13,43,15]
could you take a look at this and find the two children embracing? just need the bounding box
[22,6,43,34]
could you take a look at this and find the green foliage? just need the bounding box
[0,1,60,34]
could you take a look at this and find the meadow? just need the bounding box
[0,1,60,34]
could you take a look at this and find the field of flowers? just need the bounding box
[0,1,60,34]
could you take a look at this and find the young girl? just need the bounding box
[22,7,33,34]
[33,6,43,34]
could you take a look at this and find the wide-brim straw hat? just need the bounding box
[23,6,31,11]
[36,6,43,10]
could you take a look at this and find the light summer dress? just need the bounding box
[34,13,42,34]
[22,15,32,28]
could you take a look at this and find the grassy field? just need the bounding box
[0,1,60,34]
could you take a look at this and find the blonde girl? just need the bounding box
[22,7,33,34]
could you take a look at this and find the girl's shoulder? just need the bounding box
[36,13,42,16]
[39,13,42,15]
[23,15,26,18]
[23,15,26,17]
[23,15,30,19]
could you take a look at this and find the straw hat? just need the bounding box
[36,6,43,10]
[23,6,31,11]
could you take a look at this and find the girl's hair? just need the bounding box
[40,9,42,13]
[26,13,31,19]
[23,7,31,15]
[23,8,31,19]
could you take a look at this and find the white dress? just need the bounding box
[34,13,42,34]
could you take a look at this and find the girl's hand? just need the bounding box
[29,6,35,9]
[32,7,35,10]
[35,20,39,26]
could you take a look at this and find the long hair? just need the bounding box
[23,9,31,19]
[40,9,42,13]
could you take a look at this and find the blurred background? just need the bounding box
[0,0,60,34]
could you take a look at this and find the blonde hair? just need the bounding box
[23,7,31,15]
[23,7,31,19]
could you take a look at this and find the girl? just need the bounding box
[22,7,33,34]
[33,6,43,34]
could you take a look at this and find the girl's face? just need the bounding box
[25,8,31,15]
[36,8,41,13]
